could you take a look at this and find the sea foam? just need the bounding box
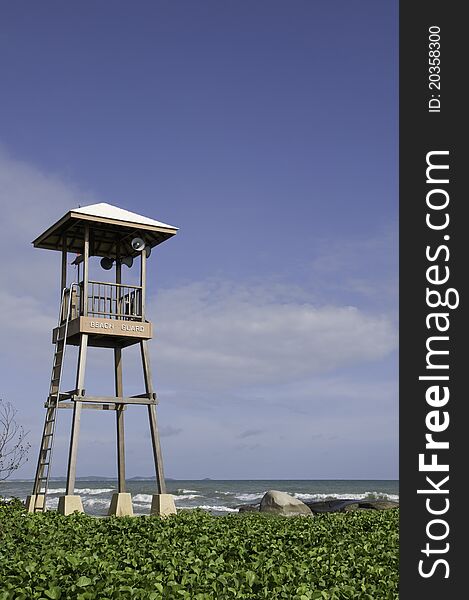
[234,493,264,502]
[294,492,399,502]
[47,487,114,496]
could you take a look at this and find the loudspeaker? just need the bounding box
[121,256,134,268]
[100,257,114,270]
[131,237,145,252]
[145,245,151,258]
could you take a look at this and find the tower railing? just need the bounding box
[61,281,144,323]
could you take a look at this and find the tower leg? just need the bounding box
[140,340,166,493]
[108,346,133,516]
[140,341,176,516]
[65,401,83,497]
[59,333,88,514]
[148,403,176,516]
[114,347,126,493]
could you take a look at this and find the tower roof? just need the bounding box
[32,202,178,258]
[72,203,177,229]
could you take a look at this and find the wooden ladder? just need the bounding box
[31,285,76,512]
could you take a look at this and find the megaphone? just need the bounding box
[145,245,151,258]
[131,237,146,252]
[100,257,114,270]
[121,256,134,268]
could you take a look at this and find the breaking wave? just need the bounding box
[293,492,399,502]
[234,493,264,502]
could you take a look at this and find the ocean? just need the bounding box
[1,479,398,516]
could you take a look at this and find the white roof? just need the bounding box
[73,202,178,230]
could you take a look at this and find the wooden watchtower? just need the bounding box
[25,203,178,516]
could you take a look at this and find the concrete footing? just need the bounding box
[150,494,177,516]
[25,494,45,513]
[108,492,134,517]
[58,495,84,515]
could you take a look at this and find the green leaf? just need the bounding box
[76,576,92,588]
[0,504,398,598]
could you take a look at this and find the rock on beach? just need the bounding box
[237,492,399,514]
[259,490,312,516]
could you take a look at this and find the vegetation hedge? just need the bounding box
[0,498,398,600]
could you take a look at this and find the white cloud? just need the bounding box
[0,150,397,395]
[0,150,398,479]
[150,280,397,391]
[308,229,398,310]
[0,151,94,370]
[0,149,95,297]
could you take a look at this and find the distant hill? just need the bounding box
[11,475,178,481]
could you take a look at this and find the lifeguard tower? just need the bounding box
[25,203,178,516]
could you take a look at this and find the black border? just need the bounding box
[400,2,465,595]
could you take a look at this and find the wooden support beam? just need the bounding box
[140,248,146,319]
[47,389,81,402]
[114,347,125,492]
[141,340,166,494]
[66,333,88,496]
[116,404,125,492]
[54,402,122,411]
[72,395,156,405]
[114,245,126,492]
[130,392,158,401]
[66,400,82,495]
[61,235,67,293]
[83,224,89,316]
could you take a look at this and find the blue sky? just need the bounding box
[0,1,398,480]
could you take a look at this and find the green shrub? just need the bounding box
[0,505,398,599]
